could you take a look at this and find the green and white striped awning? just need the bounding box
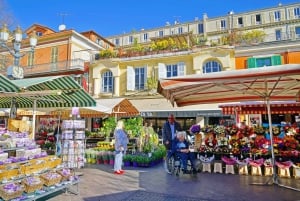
[0,74,20,93]
[0,75,96,108]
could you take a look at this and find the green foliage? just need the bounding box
[99,49,116,58]
[123,154,132,162]
[101,117,117,137]
[124,117,143,137]
[242,30,266,44]
[146,77,158,90]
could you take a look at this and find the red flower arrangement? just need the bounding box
[283,136,299,150]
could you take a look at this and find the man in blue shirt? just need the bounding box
[162,114,182,151]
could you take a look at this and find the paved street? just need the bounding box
[45,163,300,201]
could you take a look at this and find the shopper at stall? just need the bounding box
[113,120,128,175]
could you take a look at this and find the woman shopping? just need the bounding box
[113,120,128,175]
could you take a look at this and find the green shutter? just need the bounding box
[247,58,257,68]
[271,55,282,66]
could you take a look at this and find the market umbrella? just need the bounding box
[158,64,300,191]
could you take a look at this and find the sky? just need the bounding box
[4,0,299,37]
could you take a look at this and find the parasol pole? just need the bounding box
[32,99,37,140]
[265,97,277,184]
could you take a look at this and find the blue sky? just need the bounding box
[5,0,298,37]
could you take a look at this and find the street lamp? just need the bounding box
[0,24,38,79]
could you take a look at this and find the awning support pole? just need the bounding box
[32,99,37,140]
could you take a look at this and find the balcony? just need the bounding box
[0,58,86,78]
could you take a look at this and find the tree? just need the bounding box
[0,0,17,28]
[0,0,17,70]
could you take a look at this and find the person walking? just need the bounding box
[113,120,128,175]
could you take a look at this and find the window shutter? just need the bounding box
[247,58,257,68]
[178,62,185,76]
[271,55,282,66]
[281,10,285,20]
[158,63,166,79]
[144,65,148,83]
[289,8,294,19]
[127,66,135,91]
[270,12,274,23]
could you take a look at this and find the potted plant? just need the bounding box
[123,154,132,167]
[101,117,117,140]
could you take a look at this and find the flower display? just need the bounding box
[283,136,299,150]
[189,124,201,134]
[272,126,280,136]
[226,125,238,136]
[253,125,265,135]
[214,125,225,135]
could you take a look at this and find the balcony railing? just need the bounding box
[0,58,86,77]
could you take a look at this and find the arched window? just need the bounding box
[101,71,113,93]
[202,60,222,73]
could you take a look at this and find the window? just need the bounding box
[27,52,34,66]
[294,7,300,19]
[134,67,146,90]
[220,19,226,30]
[51,47,58,63]
[143,33,148,42]
[247,55,282,68]
[256,14,261,24]
[36,32,42,36]
[274,11,281,21]
[96,38,102,46]
[159,30,164,37]
[256,58,272,67]
[129,36,133,44]
[238,17,243,27]
[126,66,147,91]
[202,61,222,73]
[295,26,300,38]
[115,38,120,46]
[166,62,185,77]
[198,23,204,34]
[101,71,113,93]
[275,30,281,41]
[178,27,183,34]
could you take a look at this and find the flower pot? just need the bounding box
[124,161,131,167]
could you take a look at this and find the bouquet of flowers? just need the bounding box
[189,124,201,134]
[254,125,265,135]
[214,125,225,135]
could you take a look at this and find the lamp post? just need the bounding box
[0,24,38,79]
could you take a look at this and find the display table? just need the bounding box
[23,179,79,201]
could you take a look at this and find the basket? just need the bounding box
[22,176,44,193]
[56,168,73,181]
[44,157,62,169]
[0,183,23,201]
[40,172,62,186]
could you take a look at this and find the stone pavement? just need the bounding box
[44,163,300,201]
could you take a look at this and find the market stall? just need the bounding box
[158,64,300,191]
[0,75,80,200]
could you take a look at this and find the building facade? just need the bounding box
[91,2,300,129]
[0,24,114,93]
